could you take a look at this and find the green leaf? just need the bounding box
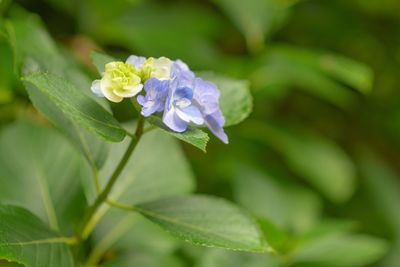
[5,14,95,93]
[233,165,321,234]
[85,2,223,68]
[103,253,185,267]
[0,120,88,233]
[91,50,115,74]
[199,73,253,127]
[0,205,74,267]
[136,195,266,252]
[252,45,372,108]
[358,152,400,267]
[292,233,388,267]
[7,13,109,168]
[23,72,126,142]
[147,116,209,152]
[211,0,295,52]
[86,126,195,204]
[92,212,179,266]
[0,40,15,104]
[81,126,195,242]
[197,248,279,267]
[316,54,373,94]
[243,121,356,203]
[27,85,109,168]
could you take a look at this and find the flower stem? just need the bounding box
[76,117,145,241]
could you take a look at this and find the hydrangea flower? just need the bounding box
[137,78,169,117]
[92,54,228,143]
[162,73,204,132]
[91,61,143,103]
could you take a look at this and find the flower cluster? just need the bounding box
[91,56,228,144]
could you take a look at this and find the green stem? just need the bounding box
[76,117,145,241]
[106,198,137,211]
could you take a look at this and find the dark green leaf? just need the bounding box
[136,195,267,252]
[23,72,126,142]
[147,116,209,152]
[27,85,108,168]
[7,13,109,168]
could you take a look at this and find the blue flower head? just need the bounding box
[163,74,204,132]
[94,55,229,144]
[137,78,169,117]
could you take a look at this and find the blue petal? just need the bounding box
[137,95,146,105]
[126,55,146,69]
[138,78,170,117]
[171,60,195,80]
[176,105,204,125]
[205,112,229,144]
[174,87,193,101]
[163,108,188,132]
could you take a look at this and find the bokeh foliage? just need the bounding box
[1,0,400,266]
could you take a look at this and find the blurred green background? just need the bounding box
[1,0,400,266]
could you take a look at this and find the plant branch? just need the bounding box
[76,117,145,241]
[106,198,137,211]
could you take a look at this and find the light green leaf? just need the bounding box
[23,72,126,142]
[147,116,209,152]
[243,121,356,203]
[92,212,178,266]
[199,73,253,127]
[0,120,88,233]
[91,50,115,74]
[0,205,74,267]
[81,127,195,243]
[292,233,388,267]
[91,127,195,204]
[136,195,266,252]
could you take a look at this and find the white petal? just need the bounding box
[91,80,104,97]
